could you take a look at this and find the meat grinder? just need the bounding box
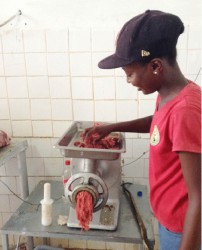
[54,121,126,230]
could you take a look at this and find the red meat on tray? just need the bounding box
[73,132,121,150]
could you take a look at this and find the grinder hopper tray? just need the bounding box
[54,121,126,160]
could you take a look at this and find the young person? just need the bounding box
[84,10,201,250]
[0,130,11,148]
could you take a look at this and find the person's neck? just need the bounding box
[158,63,188,108]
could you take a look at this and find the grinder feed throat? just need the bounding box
[54,121,126,231]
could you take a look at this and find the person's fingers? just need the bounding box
[0,131,11,147]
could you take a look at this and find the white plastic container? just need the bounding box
[40,183,53,226]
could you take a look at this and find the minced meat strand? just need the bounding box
[76,191,93,231]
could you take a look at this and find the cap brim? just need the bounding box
[98,53,134,69]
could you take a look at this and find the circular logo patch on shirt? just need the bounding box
[150,125,160,146]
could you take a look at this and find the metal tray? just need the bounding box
[53,121,126,160]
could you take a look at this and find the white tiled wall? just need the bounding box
[0,6,201,250]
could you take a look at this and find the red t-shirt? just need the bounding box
[149,81,201,233]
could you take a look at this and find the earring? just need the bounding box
[154,71,157,75]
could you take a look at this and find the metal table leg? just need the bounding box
[2,234,9,250]
[17,150,29,199]
[139,243,144,250]
[27,237,34,250]
[17,150,33,250]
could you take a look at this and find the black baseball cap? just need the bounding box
[98,10,184,69]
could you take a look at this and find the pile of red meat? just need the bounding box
[76,191,93,231]
[74,132,121,150]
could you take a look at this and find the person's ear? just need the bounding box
[150,59,162,75]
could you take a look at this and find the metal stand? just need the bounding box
[1,181,155,250]
[0,140,33,250]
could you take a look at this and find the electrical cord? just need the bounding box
[194,67,201,82]
[122,182,153,250]
[122,150,149,167]
[0,10,22,28]
[0,179,62,210]
[0,179,38,206]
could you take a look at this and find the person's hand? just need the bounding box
[83,124,113,144]
[0,130,11,148]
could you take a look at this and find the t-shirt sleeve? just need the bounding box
[171,107,201,153]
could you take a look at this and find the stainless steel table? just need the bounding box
[0,140,29,199]
[1,180,154,250]
[0,140,32,249]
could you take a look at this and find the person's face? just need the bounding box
[122,62,159,95]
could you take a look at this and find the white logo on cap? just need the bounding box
[141,50,150,57]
